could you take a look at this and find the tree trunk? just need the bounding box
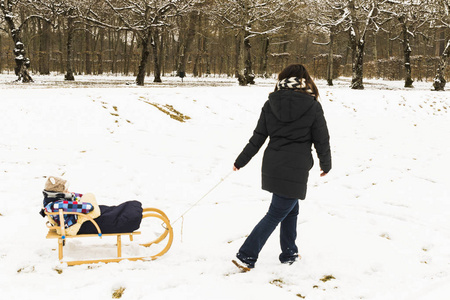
[373,32,378,61]
[151,30,162,83]
[234,32,246,85]
[97,28,104,75]
[243,31,255,85]
[122,30,128,74]
[203,31,210,76]
[39,20,50,75]
[351,42,364,89]
[343,39,350,66]
[433,39,450,91]
[303,34,309,64]
[159,30,165,76]
[261,36,269,78]
[350,28,365,90]
[373,32,381,78]
[437,29,446,56]
[0,33,3,71]
[58,21,64,73]
[65,15,75,81]
[388,24,393,58]
[327,28,335,86]
[125,31,135,76]
[177,16,195,79]
[85,24,92,75]
[193,47,199,77]
[400,17,413,88]
[403,38,413,88]
[136,33,151,86]
[2,2,33,82]
[108,28,113,72]
[235,29,255,86]
[193,20,203,77]
[111,30,121,74]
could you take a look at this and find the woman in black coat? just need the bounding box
[232,64,331,270]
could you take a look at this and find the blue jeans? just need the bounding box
[237,193,299,268]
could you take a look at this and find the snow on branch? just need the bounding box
[332,7,350,27]
[245,26,283,40]
[270,52,290,57]
[312,39,330,46]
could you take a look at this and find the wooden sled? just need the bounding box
[45,207,173,266]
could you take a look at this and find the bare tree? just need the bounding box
[211,0,293,85]
[308,0,349,86]
[26,0,97,81]
[309,0,376,89]
[345,0,379,89]
[2,0,449,84]
[0,18,5,71]
[62,3,77,80]
[84,0,193,85]
[378,0,433,88]
[433,39,450,90]
[175,8,197,79]
[1,0,33,82]
[432,0,450,90]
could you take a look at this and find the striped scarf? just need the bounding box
[42,190,87,228]
[277,77,313,94]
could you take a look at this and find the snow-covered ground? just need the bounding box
[0,74,449,300]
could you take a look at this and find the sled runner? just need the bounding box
[45,207,173,266]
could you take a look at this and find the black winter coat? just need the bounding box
[234,89,331,199]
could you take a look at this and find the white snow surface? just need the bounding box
[0,74,449,299]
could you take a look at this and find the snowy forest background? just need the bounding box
[1,0,450,89]
[2,1,450,299]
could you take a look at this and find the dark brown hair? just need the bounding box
[275,64,319,98]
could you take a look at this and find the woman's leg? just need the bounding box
[237,194,298,268]
[279,201,299,263]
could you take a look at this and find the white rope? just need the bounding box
[172,171,233,226]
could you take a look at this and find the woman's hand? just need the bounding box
[320,170,327,177]
[233,165,239,171]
